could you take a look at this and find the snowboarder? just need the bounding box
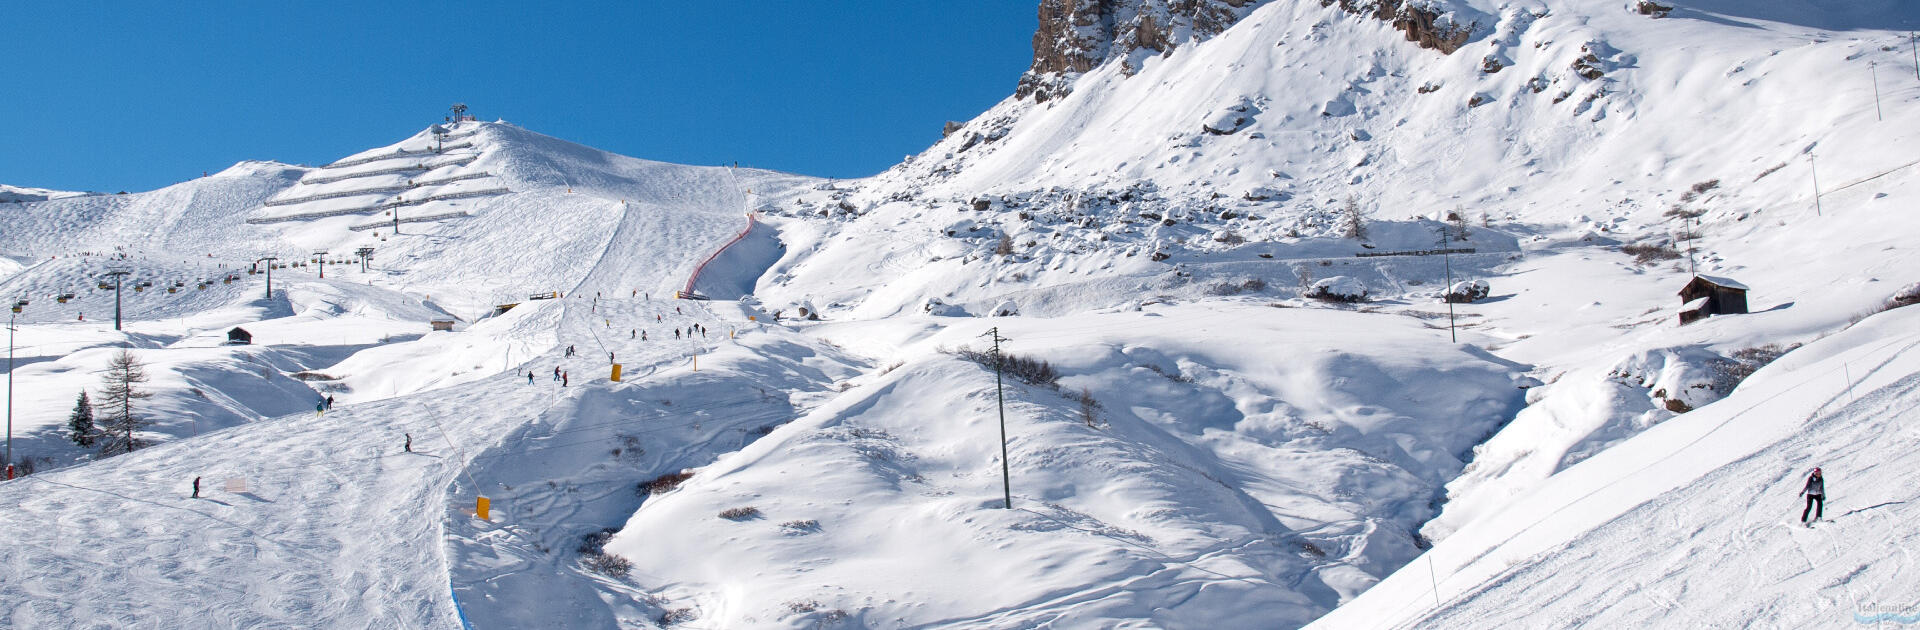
[404,433,412,453]
[1800,468,1825,524]
[192,476,201,498]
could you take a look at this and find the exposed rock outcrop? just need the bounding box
[1014,0,1479,103]
[1016,0,1261,102]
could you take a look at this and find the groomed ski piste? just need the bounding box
[4,0,1920,627]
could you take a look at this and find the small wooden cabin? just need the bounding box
[1679,275,1749,325]
[430,319,456,332]
[227,327,253,345]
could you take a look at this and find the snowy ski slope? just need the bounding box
[2,0,1919,627]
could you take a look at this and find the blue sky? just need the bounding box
[2,2,1037,193]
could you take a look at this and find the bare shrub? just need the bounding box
[953,348,1060,388]
[1143,363,1194,383]
[1711,344,1799,392]
[1620,242,1680,264]
[781,519,821,534]
[660,608,698,625]
[639,470,694,496]
[719,506,762,520]
[577,528,632,578]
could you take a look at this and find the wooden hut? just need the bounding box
[227,327,253,345]
[1679,275,1749,325]
[430,319,456,332]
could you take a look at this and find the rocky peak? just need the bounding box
[1015,0,1259,103]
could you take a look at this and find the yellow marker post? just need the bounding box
[610,363,623,382]
[476,496,491,520]
[692,356,698,372]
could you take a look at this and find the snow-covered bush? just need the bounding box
[1444,279,1490,303]
[1306,276,1368,303]
[780,519,820,535]
[1883,282,1920,312]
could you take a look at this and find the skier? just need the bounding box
[641,331,647,341]
[316,400,326,416]
[675,329,681,339]
[609,351,615,363]
[631,329,636,339]
[528,371,535,385]
[562,371,569,387]
[553,366,562,381]
[404,433,412,453]
[192,476,201,498]
[1800,467,1826,524]
[325,395,335,410]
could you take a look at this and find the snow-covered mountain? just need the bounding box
[2,0,1919,627]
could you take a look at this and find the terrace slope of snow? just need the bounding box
[0,184,94,204]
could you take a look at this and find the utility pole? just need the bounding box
[101,270,130,331]
[1872,62,1884,122]
[983,327,1013,509]
[1437,225,1457,343]
[7,299,23,479]
[256,257,279,300]
[1811,154,1824,216]
[313,251,328,278]
[1685,214,1698,276]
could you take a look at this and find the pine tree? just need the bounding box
[95,349,152,457]
[66,390,95,447]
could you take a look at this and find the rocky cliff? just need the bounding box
[1014,0,1477,102]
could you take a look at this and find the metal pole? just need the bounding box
[257,257,278,300]
[1437,225,1456,343]
[1872,63,1884,122]
[102,270,129,331]
[7,306,17,479]
[1811,154,1824,216]
[1912,32,1918,81]
[986,327,1012,509]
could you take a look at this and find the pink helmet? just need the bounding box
[1813,467,1822,475]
